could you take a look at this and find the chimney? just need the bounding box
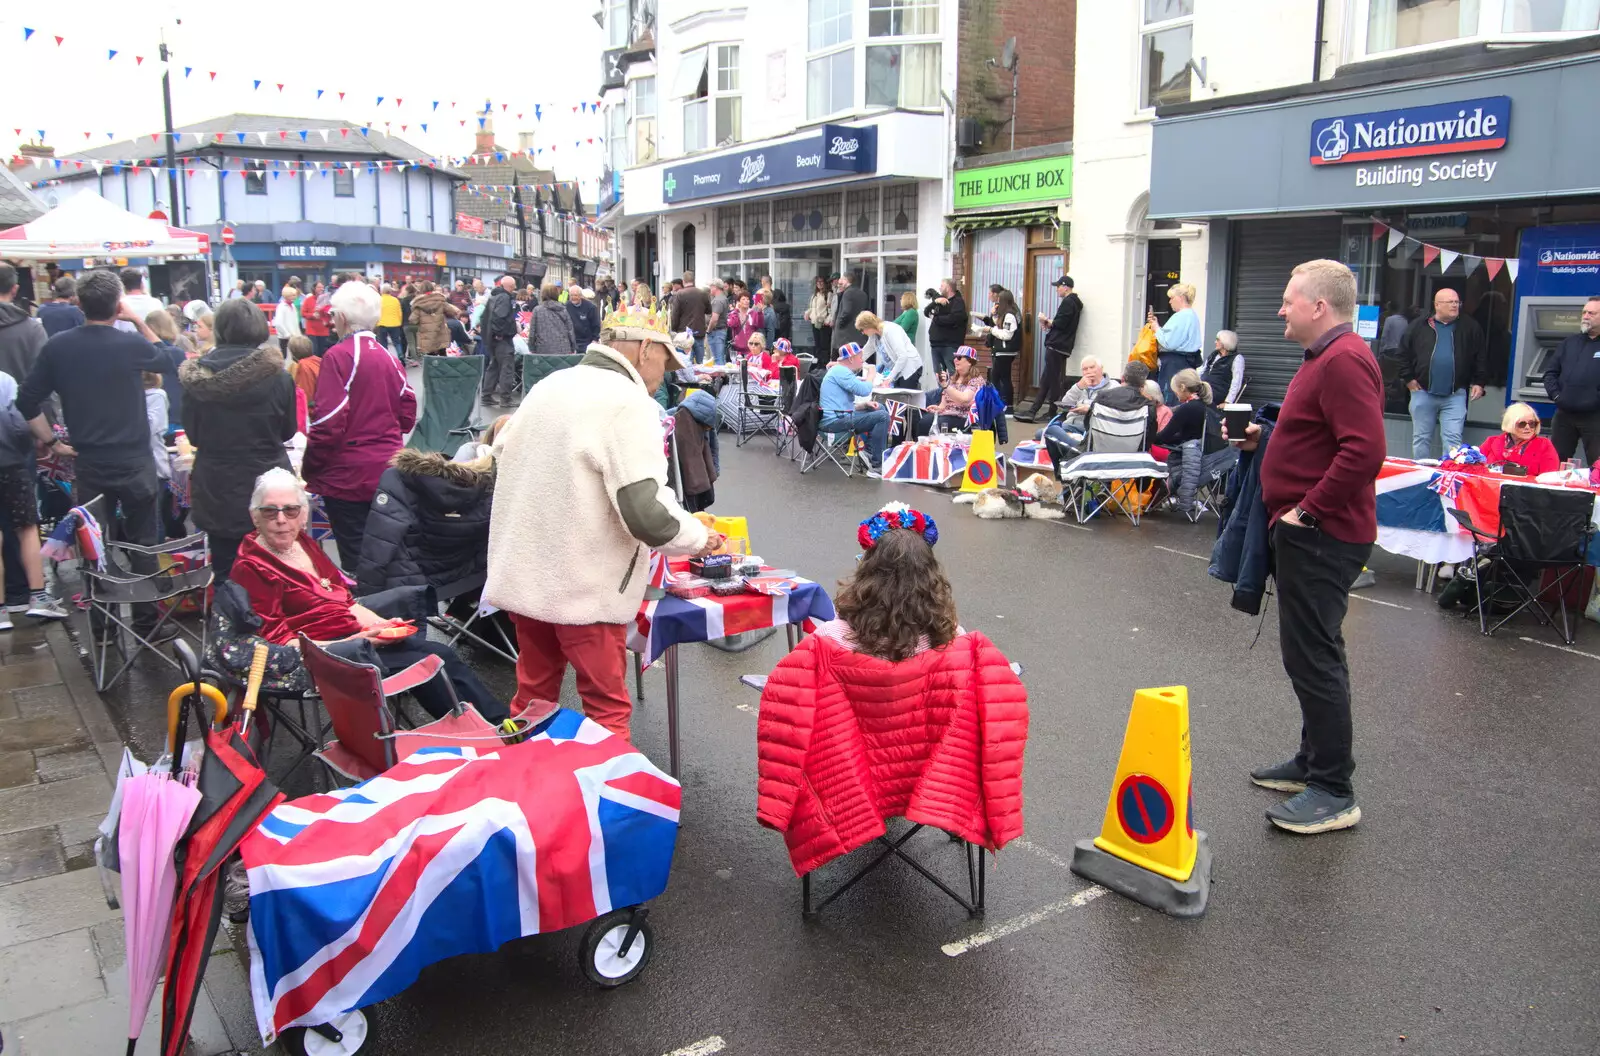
[474,114,496,156]
[10,142,54,172]
[517,131,535,153]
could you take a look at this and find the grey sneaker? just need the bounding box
[5,602,27,613]
[26,596,70,621]
[1350,568,1377,591]
[865,468,883,480]
[1250,758,1309,793]
[1266,786,1361,834]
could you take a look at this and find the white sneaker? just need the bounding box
[0,615,11,632]
[26,596,70,621]
[5,603,25,613]
[866,468,883,480]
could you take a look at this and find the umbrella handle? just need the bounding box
[166,681,228,758]
[240,643,269,732]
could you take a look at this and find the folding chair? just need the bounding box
[800,424,872,476]
[407,353,484,453]
[79,495,213,691]
[735,359,784,450]
[1052,404,1167,525]
[431,587,520,665]
[775,364,801,461]
[1447,485,1597,645]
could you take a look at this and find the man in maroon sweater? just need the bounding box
[1240,259,1385,834]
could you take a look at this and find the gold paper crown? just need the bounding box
[600,305,694,351]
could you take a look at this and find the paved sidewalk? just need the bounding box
[0,620,256,1055]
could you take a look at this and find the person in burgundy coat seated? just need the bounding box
[1479,402,1559,476]
[303,279,417,572]
[230,468,506,722]
[756,503,1029,877]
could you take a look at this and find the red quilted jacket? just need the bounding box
[756,631,1028,876]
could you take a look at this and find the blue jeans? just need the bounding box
[692,334,706,363]
[930,343,956,375]
[1409,388,1467,459]
[821,409,889,468]
[707,329,728,365]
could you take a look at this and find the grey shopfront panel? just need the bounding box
[1150,55,1600,219]
[1227,217,1343,402]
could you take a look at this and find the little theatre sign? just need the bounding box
[953,153,1073,210]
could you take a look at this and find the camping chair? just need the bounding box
[1447,485,1597,645]
[735,359,784,450]
[800,422,873,477]
[775,364,801,461]
[1052,404,1167,525]
[79,495,213,692]
[431,583,520,665]
[407,354,484,454]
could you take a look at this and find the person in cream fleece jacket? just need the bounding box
[486,320,721,737]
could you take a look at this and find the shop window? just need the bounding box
[868,0,939,36]
[808,0,855,119]
[776,192,842,244]
[243,161,267,196]
[333,169,355,197]
[1503,0,1600,30]
[847,188,879,237]
[716,205,742,248]
[881,183,917,234]
[745,201,770,245]
[1367,0,1477,51]
[865,43,940,108]
[1140,0,1194,110]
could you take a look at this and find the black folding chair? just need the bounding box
[1447,485,1596,645]
[735,359,784,450]
[79,495,213,691]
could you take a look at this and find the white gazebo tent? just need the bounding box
[0,191,210,259]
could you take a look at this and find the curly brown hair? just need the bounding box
[834,529,958,662]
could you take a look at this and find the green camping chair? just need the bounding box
[517,352,584,399]
[408,354,485,454]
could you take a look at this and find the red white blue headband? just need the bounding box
[858,502,939,550]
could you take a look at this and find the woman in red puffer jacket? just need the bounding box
[756,504,1029,877]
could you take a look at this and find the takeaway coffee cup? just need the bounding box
[1222,403,1253,443]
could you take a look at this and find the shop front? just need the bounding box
[1150,42,1600,446]
[949,147,1073,395]
[210,222,512,295]
[623,114,948,359]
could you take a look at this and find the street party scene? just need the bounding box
[1,5,1599,1056]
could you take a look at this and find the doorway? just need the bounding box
[775,246,838,356]
[680,224,696,278]
[1146,239,1181,323]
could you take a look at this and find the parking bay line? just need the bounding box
[1153,545,1208,561]
[663,1037,726,1056]
[1520,636,1600,662]
[1347,592,1412,611]
[941,885,1109,957]
[1045,519,1093,533]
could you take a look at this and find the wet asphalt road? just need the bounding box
[94,438,1600,1056]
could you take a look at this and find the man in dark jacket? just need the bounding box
[0,265,47,388]
[481,276,519,406]
[1017,275,1083,422]
[1397,288,1487,459]
[922,279,968,375]
[830,272,872,361]
[566,285,603,350]
[37,277,85,337]
[1543,294,1600,465]
[669,275,712,362]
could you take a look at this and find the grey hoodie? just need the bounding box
[0,301,46,387]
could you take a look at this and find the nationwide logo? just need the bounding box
[1309,95,1510,166]
[1538,248,1600,267]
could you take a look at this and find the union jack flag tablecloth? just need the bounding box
[881,438,968,486]
[628,562,836,666]
[1376,459,1600,566]
[240,710,679,1043]
[1010,441,1053,472]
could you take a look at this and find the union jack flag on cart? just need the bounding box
[240,710,680,1043]
[881,440,967,485]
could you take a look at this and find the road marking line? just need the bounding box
[1347,593,1412,610]
[941,885,1108,957]
[664,1037,726,1056]
[734,702,755,714]
[1013,838,1074,873]
[1153,545,1208,560]
[1046,519,1092,533]
[1519,636,1600,662]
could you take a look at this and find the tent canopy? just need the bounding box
[0,192,210,260]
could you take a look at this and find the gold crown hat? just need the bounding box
[600,304,695,367]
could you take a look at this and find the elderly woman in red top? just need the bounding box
[1480,402,1559,476]
[755,503,1028,877]
[230,468,506,721]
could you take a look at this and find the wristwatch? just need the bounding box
[1293,506,1320,529]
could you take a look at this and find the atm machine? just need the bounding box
[1510,223,1600,412]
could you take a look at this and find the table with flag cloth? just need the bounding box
[628,556,835,778]
[1375,458,1600,571]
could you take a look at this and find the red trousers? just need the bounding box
[510,614,633,738]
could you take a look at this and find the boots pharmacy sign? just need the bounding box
[1310,96,1510,166]
[660,124,877,204]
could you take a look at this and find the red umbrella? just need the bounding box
[160,648,283,1056]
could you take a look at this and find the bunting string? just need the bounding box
[1368,218,1521,283]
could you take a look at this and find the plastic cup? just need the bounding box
[1222,403,1253,443]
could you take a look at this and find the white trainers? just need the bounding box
[0,614,12,632]
[26,596,70,621]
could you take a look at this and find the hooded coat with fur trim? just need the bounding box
[408,290,458,354]
[356,450,495,599]
[179,344,297,537]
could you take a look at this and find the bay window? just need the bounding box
[1365,0,1600,53]
[808,0,855,119]
[629,76,656,165]
[606,0,629,48]
[865,0,939,108]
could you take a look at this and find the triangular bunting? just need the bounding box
[253,79,262,90]
[1439,249,1459,273]
[1371,220,1386,240]
[1387,228,1404,252]
[317,89,324,99]
[1505,260,1519,283]
[135,56,144,66]
[1422,244,1441,268]
[23,28,33,41]
[1462,255,1482,275]
[1485,258,1505,281]
[184,67,192,77]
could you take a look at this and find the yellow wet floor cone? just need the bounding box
[1070,686,1212,918]
[961,429,998,492]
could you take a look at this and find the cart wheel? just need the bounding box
[580,909,654,987]
[279,1010,375,1056]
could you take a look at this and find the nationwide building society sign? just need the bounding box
[1309,95,1510,191]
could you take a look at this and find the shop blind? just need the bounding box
[1227,216,1342,404]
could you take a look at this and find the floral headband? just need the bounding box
[857,502,939,550]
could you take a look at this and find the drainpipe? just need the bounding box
[1312,0,1327,82]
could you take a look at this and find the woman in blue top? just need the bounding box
[1147,282,1202,408]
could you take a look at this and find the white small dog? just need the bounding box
[964,474,1066,520]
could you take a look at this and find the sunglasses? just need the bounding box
[1513,420,1539,429]
[255,504,304,519]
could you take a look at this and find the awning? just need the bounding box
[947,207,1060,233]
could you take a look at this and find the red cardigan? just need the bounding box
[229,533,363,645]
[756,631,1028,876]
[1480,432,1559,476]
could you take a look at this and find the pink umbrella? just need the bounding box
[118,770,202,1056]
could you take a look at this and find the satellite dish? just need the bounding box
[1000,37,1018,71]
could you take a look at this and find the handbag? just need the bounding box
[1130,324,1159,372]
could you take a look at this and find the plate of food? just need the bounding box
[374,623,418,640]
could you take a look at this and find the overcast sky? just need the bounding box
[1,3,606,197]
